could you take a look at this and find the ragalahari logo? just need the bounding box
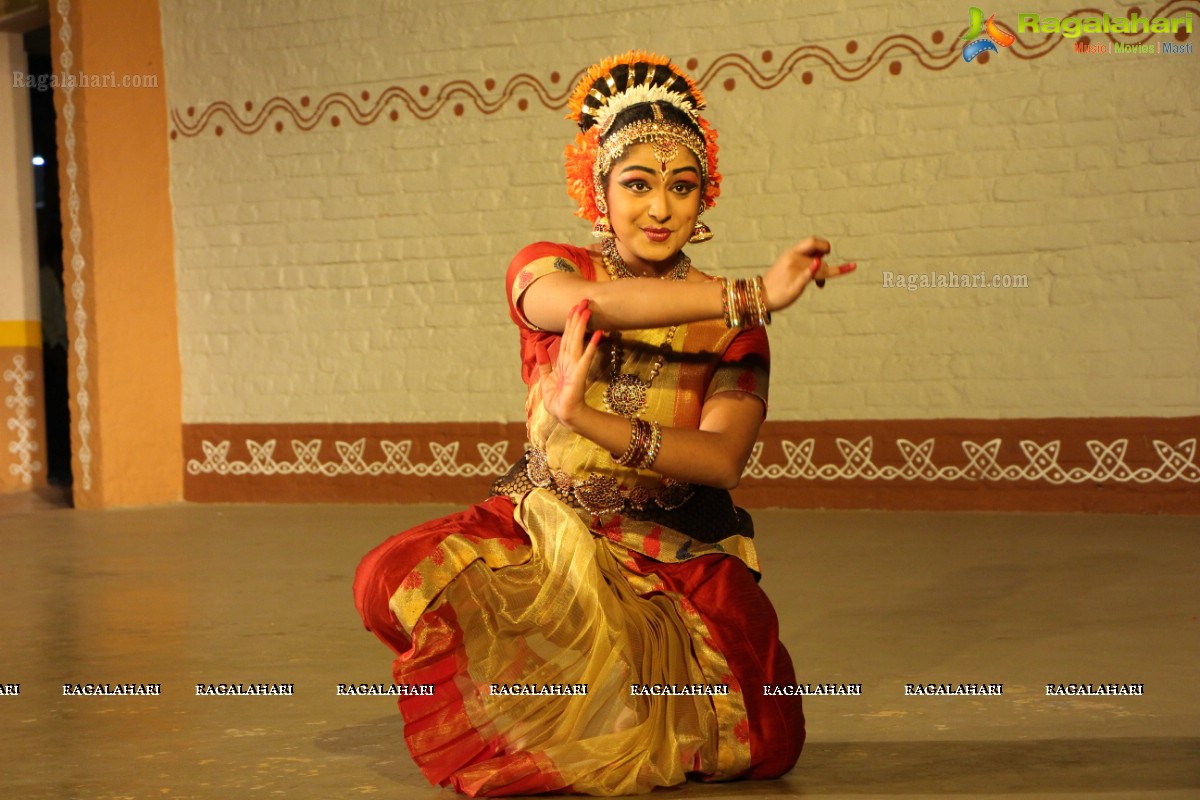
[962,7,1016,62]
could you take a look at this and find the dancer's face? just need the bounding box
[604,142,702,274]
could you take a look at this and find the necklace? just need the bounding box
[604,327,677,418]
[599,239,688,417]
[601,238,691,281]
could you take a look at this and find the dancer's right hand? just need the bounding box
[536,299,603,431]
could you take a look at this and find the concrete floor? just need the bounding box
[0,497,1197,799]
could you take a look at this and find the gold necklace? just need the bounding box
[604,327,677,418]
[599,239,688,418]
[601,238,691,280]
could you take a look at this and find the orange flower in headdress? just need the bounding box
[565,127,602,221]
[697,117,722,211]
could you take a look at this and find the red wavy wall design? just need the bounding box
[170,4,1195,135]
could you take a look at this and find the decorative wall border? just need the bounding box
[184,418,1200,513]
[190,436,511,479]
[3,354,42,488]
[168,2,1196,138]
[742,437,1198,485]
[55,0,92,492]
[187,433,1200,486]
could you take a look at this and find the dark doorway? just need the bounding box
[25,24,72,490]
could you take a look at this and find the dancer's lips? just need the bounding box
[643,228,672,243]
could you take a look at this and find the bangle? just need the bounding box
[731,279,745,327]
[641,421,663,469]
[613,418,664,470]
[721,277,772,329]
[720,277,738,328]
[753,275,772,326]
[614,417,649,467]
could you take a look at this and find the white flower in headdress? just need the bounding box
[594,84,698,134]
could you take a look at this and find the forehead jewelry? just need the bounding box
[650,104,678,176]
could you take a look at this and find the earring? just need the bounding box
[688,220,713,244]
[592,215,614,240]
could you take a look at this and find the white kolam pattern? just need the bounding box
[186,436,1200,485]
[187,438,513,478]
[4,355,41,486]
[742,438,1200,485]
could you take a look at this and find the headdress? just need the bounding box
[564,51,721,224]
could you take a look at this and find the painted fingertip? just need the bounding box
[839,262,857,274]
[590,330,603,346]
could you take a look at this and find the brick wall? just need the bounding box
[160,1,1200,510]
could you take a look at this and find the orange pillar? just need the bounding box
[50,0,182,507]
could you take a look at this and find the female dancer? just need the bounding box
[354,51,855,796]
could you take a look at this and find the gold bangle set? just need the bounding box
[719,276,771,329]
[613,417,663,470]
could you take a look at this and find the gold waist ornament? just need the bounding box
[526,447,694,516]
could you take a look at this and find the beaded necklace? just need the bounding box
[601,237,690,281]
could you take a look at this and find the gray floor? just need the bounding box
[1,497,1197,799]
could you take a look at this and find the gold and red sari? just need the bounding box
[353,243,803,796]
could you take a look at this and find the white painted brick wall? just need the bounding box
[161,1,1200,424]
